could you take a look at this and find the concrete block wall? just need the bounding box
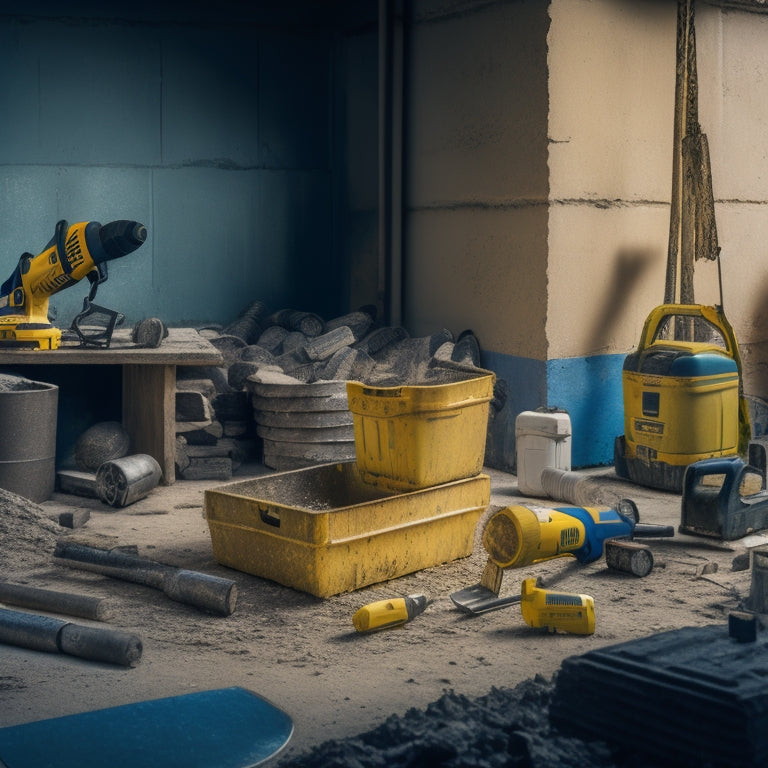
[403,0,551,470]
[401,0,768,471]
[0,2,372,330]
[3,0,767,475]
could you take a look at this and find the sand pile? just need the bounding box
[0,487,59,574]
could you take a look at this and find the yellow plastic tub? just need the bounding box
[346,371,495,491]
[204,461,490,597]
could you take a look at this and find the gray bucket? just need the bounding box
[0,377,58,502]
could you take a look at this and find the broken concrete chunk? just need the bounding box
[301,326,356,362]
[131,317,168,348]
[256,325,290,353]
[223,300,268,344]
[281,331,310,354]
[212,391,250,421]
[74,422,131,473]
[245,368,305,387]
[175,390,212,422]
[177,422,223,446]
[324,310,374,341]
[178,457,233,481]
[175,378,218,400]
[59,508,91,529]
[268,309,324,337]
[238,345,277,365]
[208,334,248,367]
[228,361,267,391]
[175,435,191,472]
[57,469,99,499]
[223,421,250,438]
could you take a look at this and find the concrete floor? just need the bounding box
[0,460,764,765]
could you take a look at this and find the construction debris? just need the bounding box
[0,488,60,575]
[74,421,131,473]
[176,301,490,473]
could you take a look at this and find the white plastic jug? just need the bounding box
[515,409,572,496]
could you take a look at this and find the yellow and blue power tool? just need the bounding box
[482,500,674,569]
[614,303,751,493]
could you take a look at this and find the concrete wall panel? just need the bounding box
[696,8,768,201]
[547,0,675,203]
[404,206,548,359]
[403,0,550,365]
[148,167,333,326]
[0,22,160,166]
[546,203,669,360]
[406,1,549,205]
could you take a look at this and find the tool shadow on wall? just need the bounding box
[577,247,657,464]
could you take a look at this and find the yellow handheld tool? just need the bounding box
[0,219,147,349]
[520,578,595,635]
[352,594,428,634]
[482,501,672,569]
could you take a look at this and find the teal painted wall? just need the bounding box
[0,3,374,330]
[481,350,626,471]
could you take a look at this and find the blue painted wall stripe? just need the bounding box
[547,353,626,468]
[480,349,626,471]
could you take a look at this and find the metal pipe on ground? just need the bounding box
[540,468,622,508]
[53,541,238,616]
[0,582,114,621]
[0,607,141,666]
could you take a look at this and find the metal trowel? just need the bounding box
[450,558,581,616]
[450,558,515,614]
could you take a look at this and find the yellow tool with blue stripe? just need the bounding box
[0,218,146,349]
[481,500,673,569]
[614,303,751,493]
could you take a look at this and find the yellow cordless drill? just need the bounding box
[0,219,147,349]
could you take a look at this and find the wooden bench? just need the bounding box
[0,328,223,484]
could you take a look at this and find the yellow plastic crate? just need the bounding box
[346,371,495,491]
[204,461,490,597]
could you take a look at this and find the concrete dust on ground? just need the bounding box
[0,464,758,766]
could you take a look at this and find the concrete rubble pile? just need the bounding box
[175,301,491,476]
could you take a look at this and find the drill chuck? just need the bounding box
[86,220,147,264]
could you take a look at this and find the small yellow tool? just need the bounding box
[352,594,428,634]
[520,577,595,635]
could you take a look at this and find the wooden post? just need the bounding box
[122,364,177,484]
